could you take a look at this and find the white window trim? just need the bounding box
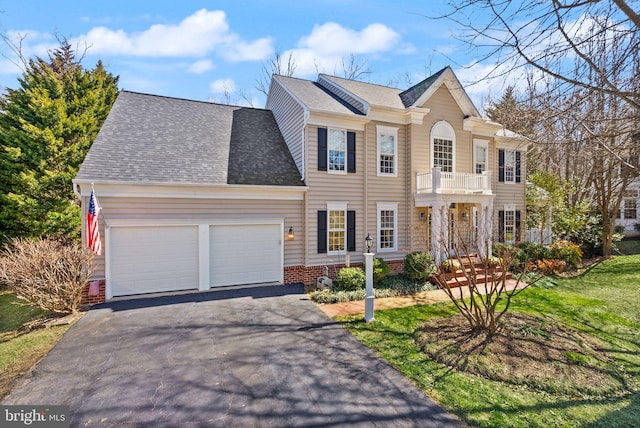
[377,202,398,252]
[473,139,489,175]
[620,190,639,220]
[327,128,347,175]
[430,120,456,173]
[504,204,516,245]
[327,202,347,255]
[376,125,398,177]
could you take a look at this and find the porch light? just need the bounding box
[287,226,295,240]
[365,234,373,253]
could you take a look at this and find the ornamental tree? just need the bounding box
[0,40,119,244]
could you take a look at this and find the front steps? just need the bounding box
[439,254,512,288]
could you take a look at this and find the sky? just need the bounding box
[0,0,509,109]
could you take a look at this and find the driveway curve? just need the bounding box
[4,284,460,427]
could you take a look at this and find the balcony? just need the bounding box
[416,167,492,195]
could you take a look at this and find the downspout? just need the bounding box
[73,182,81,199]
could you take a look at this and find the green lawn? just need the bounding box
[615,239,640,255]
[341,255,640,427]
[0,291,72,399]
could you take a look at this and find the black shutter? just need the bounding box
[317,211,327,253]
[498,149,505,182]
[515,210,521,242]
[347,210,356,251]
[318,128,327,171]
[347,131,356,173]
[498,210,505,243]
[515,152,521,183]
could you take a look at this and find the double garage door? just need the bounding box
[110,224,282,297]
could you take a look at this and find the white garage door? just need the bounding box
[210,224,282,287]
[110,226,199,296]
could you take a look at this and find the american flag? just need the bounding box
[87,190,102,255]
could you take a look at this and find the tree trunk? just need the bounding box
[601,217,614,258]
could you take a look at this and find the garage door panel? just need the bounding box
[111,226,199,296]
[210,224,281,287]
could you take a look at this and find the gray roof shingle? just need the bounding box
[76,91,303,187]
[399,66,449,108]
[272,75,359,115]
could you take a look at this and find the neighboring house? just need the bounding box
[616,181,640,237]
[74,66,527,303]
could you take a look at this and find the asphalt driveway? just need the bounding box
[3,284,460,427]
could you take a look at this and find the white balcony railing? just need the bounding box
[416,167,492,194]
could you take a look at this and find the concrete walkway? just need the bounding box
[3,284,460,427]
[318,279,528,318]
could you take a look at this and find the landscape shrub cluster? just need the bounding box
[309,253,439,303]
[0,238,93,313]
[495,240,583,273]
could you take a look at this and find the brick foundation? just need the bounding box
[81,280,106,305]
[82,259,406,305]
[284,258,405,286]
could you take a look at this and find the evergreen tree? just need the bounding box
[485,86,537,137]
[0,40,119,244]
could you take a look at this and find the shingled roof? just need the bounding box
[399,66,448,108]
[76,91,304,187]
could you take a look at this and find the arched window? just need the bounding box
[430,121,455,172]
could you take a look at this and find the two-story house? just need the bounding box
[74,66,526,303]
[266,67,526,275]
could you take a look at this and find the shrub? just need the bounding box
[492,243,520,259]
[404,252,437,282]
[0,238,94,313]
[517,241,552,263]
[550,240,583,269]
[530,259,567,275]
[441,258,463,273]
[335,267,365,292]
[308,274,438,303]
[614,225,626,234]
[635,223,640,232]
[371,257,391,284]
[481,256,502,268]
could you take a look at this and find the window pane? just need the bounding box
[380,230,394,249]
[329,151,345,171]
[328,129,345,150]
[380,210,394,228]
[328,129,346,172]
[504,210,516,244]
[380,136,395,154]
[624,198,637,219]
[475,146,487,174]
[379,209,395,249]
[328,210,345,252]
[433,138,453,172]
[380,155,394,174]
[504,150,516,182]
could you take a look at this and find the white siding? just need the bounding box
[88,196,304,280]
[266,79,306,176]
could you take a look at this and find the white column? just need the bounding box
[198,224,210,291]
[432,167,441,194]
[442,204,450,259]
[364,251,375,322]
[478,203,493,258]
[430,202,449,264]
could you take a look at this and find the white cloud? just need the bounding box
[300,22,399,55]
[73,9,272,60]
[284,22,401,76]
[209,78,236,94]
[187,59,214,74]
[222,37,274,61]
